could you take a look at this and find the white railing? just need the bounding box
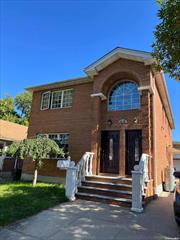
[65,152,94,201]
[131,153,150,213]
[76,152,94,188]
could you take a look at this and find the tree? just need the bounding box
[15,91,32,121]
[152,0,180,81]
[0,95,19,123]
[0,91,32,126]
[8,138,64,186]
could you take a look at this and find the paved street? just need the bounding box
[0,192,179,240]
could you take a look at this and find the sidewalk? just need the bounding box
[0,192,179,240]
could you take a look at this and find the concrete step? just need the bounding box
[82,180,132,191]
[76,192,132,207]
[78,185,132,199]
[85,175,132,185]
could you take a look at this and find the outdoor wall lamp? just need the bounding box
[133,117,138,124]
[107,119,112,126]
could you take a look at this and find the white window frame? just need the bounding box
[62,89,73,108]
[37,133,70,159]
[40,91,51,110]
[51,89,73,109]
[51,90,63,109]
[48,133,70,143]
[108,81,140,111]
[37,133,69,142]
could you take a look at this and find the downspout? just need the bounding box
[152,86,158,195]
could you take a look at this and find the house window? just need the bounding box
[62,89,73,107]
[108,81,140,111]
[51,89,73,109]
[41,91,50,110]
[51,91,62,109]
[40,89,73,110]
[37,133,70,158]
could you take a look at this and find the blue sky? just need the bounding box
[1,0,180,141]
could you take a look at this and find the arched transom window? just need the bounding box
[108,81,140,111]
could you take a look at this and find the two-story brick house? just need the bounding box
[22,47,174,203]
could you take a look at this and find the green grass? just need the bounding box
[0,181,67,226]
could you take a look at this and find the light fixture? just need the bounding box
[107,119,112,126]
[133,117,138,124]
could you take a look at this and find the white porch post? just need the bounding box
[65,166,77,201]
[131,170,143,213]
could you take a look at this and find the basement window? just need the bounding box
[37,133,70,158]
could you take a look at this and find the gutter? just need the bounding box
[26,77,92,93]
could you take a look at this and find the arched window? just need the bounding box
[108,81,140,111]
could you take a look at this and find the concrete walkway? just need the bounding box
[0,192,179,240]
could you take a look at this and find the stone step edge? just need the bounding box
[76,192,132,203]
[82,180,132,188]
[78,186,132,195]
[86,175,132,181]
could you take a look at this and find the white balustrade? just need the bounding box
[131,153,150,213]
[65,152,94,201]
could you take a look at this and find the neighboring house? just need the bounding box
[0,120,28,177]
[22,47,174,205]
[173,142,180,171]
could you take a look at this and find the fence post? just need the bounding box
[66,166,77,201]
[131,170,143,213]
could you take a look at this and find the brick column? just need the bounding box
[91,97,101,175]
[141,90,152,179]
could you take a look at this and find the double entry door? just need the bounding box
[125,130,142,175]
[100,130,142,175]
[100,131,119,174]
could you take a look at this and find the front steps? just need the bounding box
[76,175,133,207]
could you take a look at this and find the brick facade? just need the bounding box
[22,53,173,195]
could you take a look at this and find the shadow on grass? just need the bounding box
[0,181,67,226]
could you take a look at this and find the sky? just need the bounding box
[0,0,180,141]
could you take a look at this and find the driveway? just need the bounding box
[0,192,179,240]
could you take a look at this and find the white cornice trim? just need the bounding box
[138,86,154,94]
[91,92,107,100]
[26,77,92,93]
[152,69,175,129]
[84,47,154,77]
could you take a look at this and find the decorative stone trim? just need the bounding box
[138,86,154,95]
[91,92,107,100]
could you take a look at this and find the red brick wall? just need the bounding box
[154,80,173,186]
[22,57,172,193]
[23,158,66,177]
[90,58,152,175]
[23,82,93,176]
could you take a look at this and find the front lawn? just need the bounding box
[0,181,67,226]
